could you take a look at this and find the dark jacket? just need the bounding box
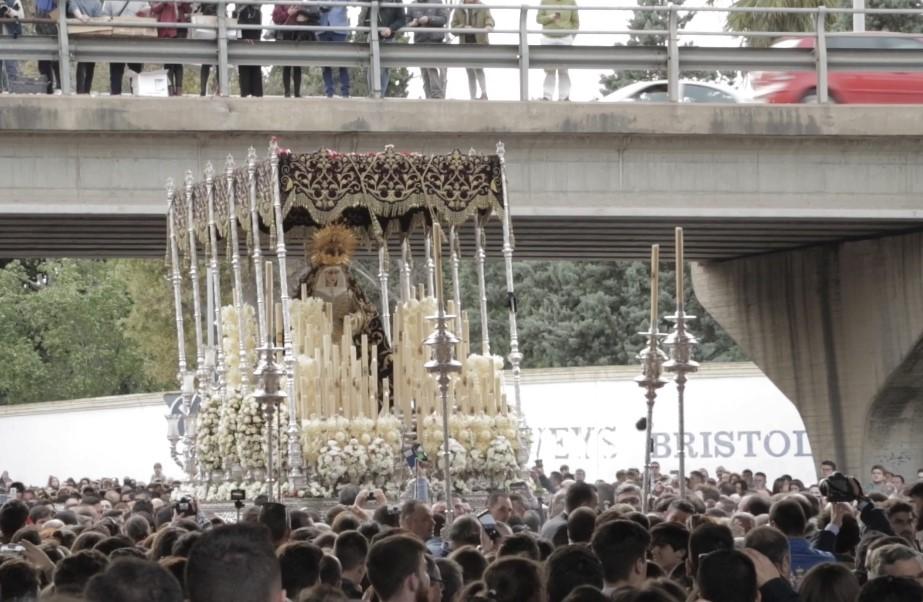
[407,0,447,43]
[234,3,262,40]
[760,578,800,602]
[359,0,405,40]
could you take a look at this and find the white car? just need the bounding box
[600,79,744,103]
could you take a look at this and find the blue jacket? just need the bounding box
[789,536,835,579]
[319,0,349,31]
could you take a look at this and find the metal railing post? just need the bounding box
[370,0,382,98]
[57,5,72,94]
[217,0,229,96]
[667,4,679,102]
[518,4,529,101]
[815,5,828,103]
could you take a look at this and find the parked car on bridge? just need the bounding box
[600,79,744,103]
[750,34,923,103]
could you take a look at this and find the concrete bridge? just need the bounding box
[3,95,923,480]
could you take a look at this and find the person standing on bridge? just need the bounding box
[103,0,149,95]
[407,0,448,99]
[234,0,264,97]
[151,0,191,95]
[536,0,578,101]
[451,0,492,100]
[317,0,350,98]
[359,0,405,96]
[67,0,104,93]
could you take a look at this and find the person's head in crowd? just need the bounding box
[496,532,540,561]
[334,530,368,587]
[449,546,487,585]
[858,576,923,602]
[73,531,108,556]
[0,500,29,543]
[122,514,151,544]
[277,541,324,600]
[0,558,40,601]
[609,583,683,602]
[885,502,916,545]
[314,531,337,550]
[799,562,860,602]
[615,484,642,510]
[730,512,755,538]
[84,557,183,602]
[159,556,187,593]
[186,523,283,602]
[319,553,342,588]
[697,548,758,602]
[487,491,512,524]
[331,511,360,535]
[566,507,596,544]
[53,549,109,596]
[769,498,806,538]
[868,544,923,582]
[560,585,610,602]
[399,501,435,543]
[564,482,598,515]
[591,519,650,590]
[436,558,463,602]
[171,530,202,558]
[260,502,291,548]
[648,521,689,575]
[366,534,429,602]
[93,534,135,557]
[448,516,482,550]
[11,526,41,546]
[149,527,185,562]
[820,460,837,478]
[374,504,402,528]
[508,494,528,520]
[28,504,54,528]
[544,543,604,602]
[744,526,791,580]
[664,499,695,525]
[686,522,734,581]
[865,536,911,573]
[482,557,544,602]
[338,485,360,507]
[739,495,771,517]
[870,464,887,485]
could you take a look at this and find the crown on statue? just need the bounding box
[310,225,358,267]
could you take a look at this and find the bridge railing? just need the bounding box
[2,2,923,101]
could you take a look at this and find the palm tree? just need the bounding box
[726,0,839,48]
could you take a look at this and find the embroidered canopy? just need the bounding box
[171,146,506,250]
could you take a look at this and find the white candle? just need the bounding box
[650,244,660,335]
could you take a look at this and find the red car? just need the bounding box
[750,34,923,103]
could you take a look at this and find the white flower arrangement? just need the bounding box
[367,436,396,487]
[217,390,243,467]
[196,394,223,473]
[221,304,257,390]
[485,435,520,485]
[342,438,369,482]
[435,437,469,476]
[316,439,348,487]
[236,393,267,470]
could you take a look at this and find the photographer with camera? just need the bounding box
[0,0,23,92]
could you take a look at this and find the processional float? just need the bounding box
[164,141,530,503]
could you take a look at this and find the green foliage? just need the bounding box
[726,0,838,48]
[0,259,146,404]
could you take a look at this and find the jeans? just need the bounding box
[421,67,445,99]
[110,62,142,95]
[0,59,19,91]
[318,31,349,97]
[465,68,486,99]
[541,34,573,100]
[165,64,183,95]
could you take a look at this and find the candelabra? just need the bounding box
[166,381,200,484]
[635,244,668,512]
[253,261,287,502]
[664,227,699,500]
[424,222,463,528]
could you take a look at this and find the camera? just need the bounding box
[229,489,246,502]
[174,496,196,517]
[477,510,500,541]
[367,492,377,502]
[818,472,856,503]
[0,544,25,557]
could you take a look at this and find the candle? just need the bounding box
[275,303,283,346]
[182,373,195,395]
[650,244,660,336]
[265,261,274,346]
[433,223,445,311]
[383,379,390,414]
[675,227,685,314]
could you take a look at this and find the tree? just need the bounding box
[0,260,147,404]
[726,0,835,48]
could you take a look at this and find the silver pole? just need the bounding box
[369,0,382,98]
[185,171,207,398]
[227,155,251,392]
[56,8,72,95]
[378,243,392,344]
[497,143,522,418]
[815,6,829,104]
[217,0,230,96]
[474,217,490,356]
[853,0,865,32]
[269,140,306,489]
[248,147,268,345]
[667,5,680,103]
[665,227,699,501]
[167,180,188,397]
[206,163,227,400]
[518,5,529,101]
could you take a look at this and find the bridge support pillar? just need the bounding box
[692,231,923,481]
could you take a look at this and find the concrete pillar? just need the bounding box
[691,231,923,481]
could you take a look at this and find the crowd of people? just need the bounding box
[0,0,579,100]
[1,459,922,602]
